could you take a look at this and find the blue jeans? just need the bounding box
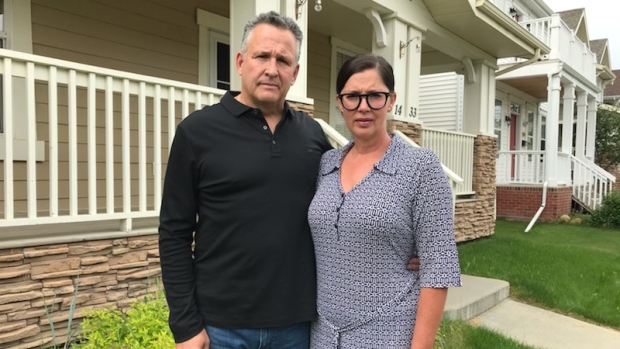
[205,322,310,349]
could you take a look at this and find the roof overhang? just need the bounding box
[423,0,550,59]
[597,64,616,82]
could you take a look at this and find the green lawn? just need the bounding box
[457,219,620,328]
[435,320,540,349]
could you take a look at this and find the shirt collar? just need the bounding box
[221,91,295,119]
[320,134,403,175]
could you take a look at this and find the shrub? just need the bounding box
[590,190,620,228]
[76,290,174,349]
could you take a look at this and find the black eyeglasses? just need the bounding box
[338,92,391,111]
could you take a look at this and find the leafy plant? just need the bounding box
[76,289,174,349]
[595,107,620,166]
[43,275,81,349]
[590,190,620,228]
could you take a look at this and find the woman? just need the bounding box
[308,53,461,349]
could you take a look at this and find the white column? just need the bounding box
[545,73,561,187]
[585,97,597,160]
[371,17,421,123]
[229,0,309,101]
[575,91,588,160]
[561,84,575,154]
[463,62,497,136]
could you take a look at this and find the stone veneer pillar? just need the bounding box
[454,135,497,242]
[389,122,496,242]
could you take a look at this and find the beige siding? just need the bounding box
[307,30,332,123]
[31,0,228,83]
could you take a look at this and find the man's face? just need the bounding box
[235,24,300,110]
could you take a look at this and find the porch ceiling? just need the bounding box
[501,76,550,99]
[421,0,550,59]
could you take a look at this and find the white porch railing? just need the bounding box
[0,48,224,233]
[497,150,615,210]
[497,151,546,184]
[570,155,615,210]
[421,128,475,196]
[515,15,597,81]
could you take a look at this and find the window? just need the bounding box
[209,31,230,90]
[0,0,6,48]
[329,38,366,140]
[197,9,230,89]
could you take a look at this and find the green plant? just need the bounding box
[43,275,81,349]
[595,107,620,166]
[76,289,174,349]
[590,190,620,228]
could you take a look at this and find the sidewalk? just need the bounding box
[444,275,620,349]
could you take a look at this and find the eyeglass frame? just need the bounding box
[337,92,392,111]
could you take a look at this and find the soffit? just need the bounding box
[422,0,550,58]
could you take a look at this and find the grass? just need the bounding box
[435,320,540,349]
[457,218,620,328]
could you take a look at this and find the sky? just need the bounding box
[543,0,620,70]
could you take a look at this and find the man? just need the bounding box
[159,11,419,349]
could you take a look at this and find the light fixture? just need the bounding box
[295,0,307,19]
[505,115,512,126]
[509,7,517,16]
[314,0,322,12]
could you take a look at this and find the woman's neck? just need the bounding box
[351,133,391,155]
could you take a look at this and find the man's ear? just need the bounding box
[291,63,300,85]
[235,51,244,75]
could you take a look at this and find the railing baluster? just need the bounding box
[26,62,37,218]
[154,85,162,212]
[182,89,189,119]
[122,79,131,213]
[105,76,114,213]
[138,82,147,212]
[168,86,176,149]
[3,58,14,220]
[87,73,97,215]
[68,70,78,216]
[48,66,59,217]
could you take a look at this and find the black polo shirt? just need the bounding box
[159,91,332,342]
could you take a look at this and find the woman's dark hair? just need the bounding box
[336,53,395,94]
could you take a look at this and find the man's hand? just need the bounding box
[176,329,210,349]
[407,256,420,271]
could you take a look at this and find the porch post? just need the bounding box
[561,84,575,155]
[371,16,421,124]
[545,73,561,187]
[229,0,309,101]
[585,97,597,161]
[462,61,497,136]
[575,91,588,159]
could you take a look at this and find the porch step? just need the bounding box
[443,275,510,320]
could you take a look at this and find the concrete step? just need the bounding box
[443,274,510,320]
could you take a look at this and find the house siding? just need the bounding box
[307,30,331,123]
[31,0,226,83]
[419,73,463,131]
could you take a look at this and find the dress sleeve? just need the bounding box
[158,126,204,342]
[411,149,462,288]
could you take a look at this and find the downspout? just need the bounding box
[496,48,541,77]
[525,181,548,233]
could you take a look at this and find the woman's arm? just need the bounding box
[410,287,448,349]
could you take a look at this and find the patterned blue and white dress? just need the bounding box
[308,135,462,349]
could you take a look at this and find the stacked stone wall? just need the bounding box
[391,123,496,242]
[454,135,497,242]
[0,235,162,349]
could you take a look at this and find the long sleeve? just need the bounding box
[158,127,204,343]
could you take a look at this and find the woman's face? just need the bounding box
[337,68,396,142]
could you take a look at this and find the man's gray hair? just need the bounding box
[240,11,303,62]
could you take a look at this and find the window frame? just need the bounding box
[197,9,230,88]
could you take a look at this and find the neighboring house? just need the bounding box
[419,0,616,221]
[603,69,620,106]
[0,0,549,347]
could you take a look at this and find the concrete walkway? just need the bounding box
[444,275,620,349]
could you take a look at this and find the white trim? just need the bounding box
[208,31,230,89]
[329,37,367,139]
[197,9,230,86]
